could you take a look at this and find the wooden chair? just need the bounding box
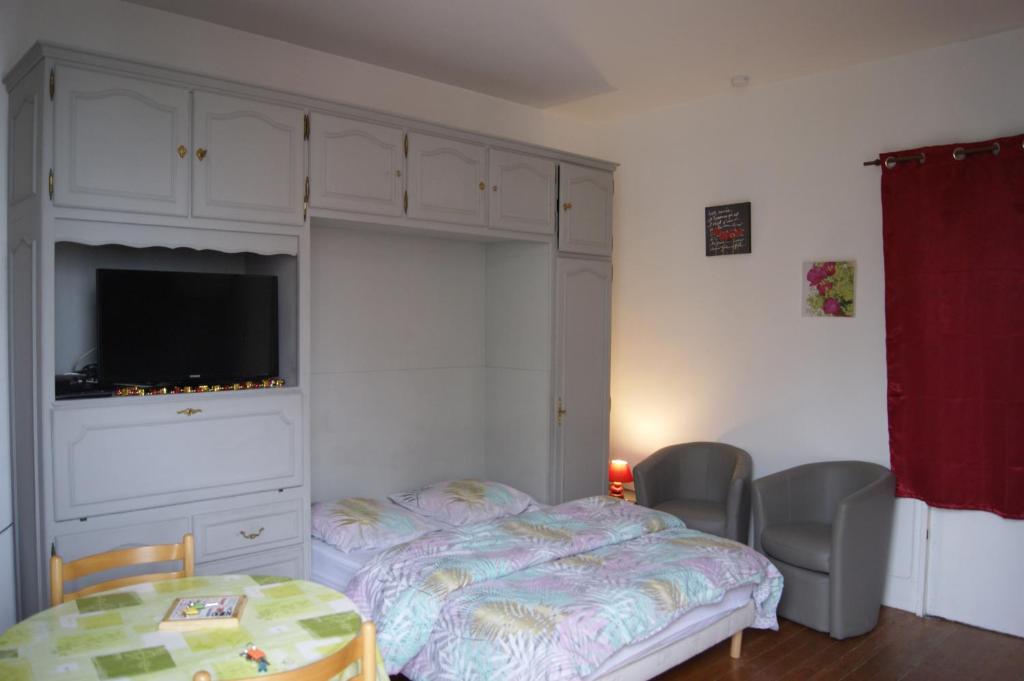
[49,532,195,606]
[192,621,377,681]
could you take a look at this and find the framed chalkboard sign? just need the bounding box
[705,202,752,256]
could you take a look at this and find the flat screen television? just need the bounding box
[97,269,279,387]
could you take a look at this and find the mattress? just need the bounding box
[310,538,381,593]
[311,537,755,679]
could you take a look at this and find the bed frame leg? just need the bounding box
[729,630,743,659]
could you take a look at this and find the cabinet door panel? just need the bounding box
[193,92,305,225]
[309,112,404,216]
[407,132,487,225]
[54,66,190,215]
[51,392,304,520]
[554,258,612,502]
[489,149,555,234]
[558,163,613,256]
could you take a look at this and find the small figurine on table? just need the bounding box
[241,643,270,673]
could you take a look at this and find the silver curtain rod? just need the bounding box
[863,141,1005,168]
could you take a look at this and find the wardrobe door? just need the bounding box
[553,257,612,502]
[488,149,556,234]
[406,132,487,226]
[558,163,613,256]
[53,65,190,215]
[308,112,404,216]
[192,92,306,225]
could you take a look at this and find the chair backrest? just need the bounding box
[778,460,892,524]
[50,532,194,606]
[649,442,749,502]
[192,621,377,681]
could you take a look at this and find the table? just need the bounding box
[0,574,388,681]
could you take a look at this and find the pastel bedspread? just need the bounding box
[347,496,782,680]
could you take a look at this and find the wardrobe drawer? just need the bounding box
[196,545,306,581]
[194,500,303,562]
[51,392,303,521]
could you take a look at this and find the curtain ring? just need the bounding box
[952,147,966,161]
[884,156,897,170]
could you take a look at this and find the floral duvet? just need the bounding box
[347,496,782,681]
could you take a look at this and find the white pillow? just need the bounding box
[389,479,535,527]
[311,497,438,552]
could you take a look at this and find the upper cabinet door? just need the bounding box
[192,92,306,225]
[488,149,556,234]
[308,112,404,217]
[558,163,613,256]
[53,66,190,216]
[406,132,487,226]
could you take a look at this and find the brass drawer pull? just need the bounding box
[240,527,265,540]
[562,202,573,211]
[195,147,207,161]
[177,144,188,159]
[176,408,202,417]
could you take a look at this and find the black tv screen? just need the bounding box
[97,269,279,387]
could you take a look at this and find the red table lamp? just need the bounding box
[608,459,633,498]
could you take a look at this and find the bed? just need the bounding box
[311,490,782,681]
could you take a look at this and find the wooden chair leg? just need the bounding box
[730,629,743,659]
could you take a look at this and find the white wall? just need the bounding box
[603,28,1024,620]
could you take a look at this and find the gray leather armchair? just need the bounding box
[634,442,752,541]
[752,461,895,639]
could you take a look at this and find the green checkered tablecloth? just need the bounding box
[0,574,388,681]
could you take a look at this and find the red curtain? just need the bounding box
[882,133,1024,519]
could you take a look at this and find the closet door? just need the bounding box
[406,132,487,226]
[53,65,190,215]
[192,92,306,225]
[308,112,404,216]
[558,163,613,256]
[488,149,556,234]
[553,257,612,502]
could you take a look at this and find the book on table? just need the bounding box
[158,595,247,631]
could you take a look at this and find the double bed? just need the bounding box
[310,484,782,681]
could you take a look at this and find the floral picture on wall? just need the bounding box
[803,260,856,317]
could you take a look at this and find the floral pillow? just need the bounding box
[388,479,535,527]
[311,497,438,552]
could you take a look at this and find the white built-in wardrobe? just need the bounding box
[5,42,616,617]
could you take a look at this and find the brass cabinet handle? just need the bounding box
[395,169,402,177]
[492,185,498,192]
[195,148,207,161]
[556,398,567,426]
[177,145,188,159]
[176,408,202,417]
[562,202,573,211]
[478,181,486,191]
[239,527,265,540]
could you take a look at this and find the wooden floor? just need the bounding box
[653,607,1024,681]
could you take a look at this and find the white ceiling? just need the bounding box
[124,0,1024,122]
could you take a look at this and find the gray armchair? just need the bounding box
[634,442,752,542]
[752,461,895,639]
